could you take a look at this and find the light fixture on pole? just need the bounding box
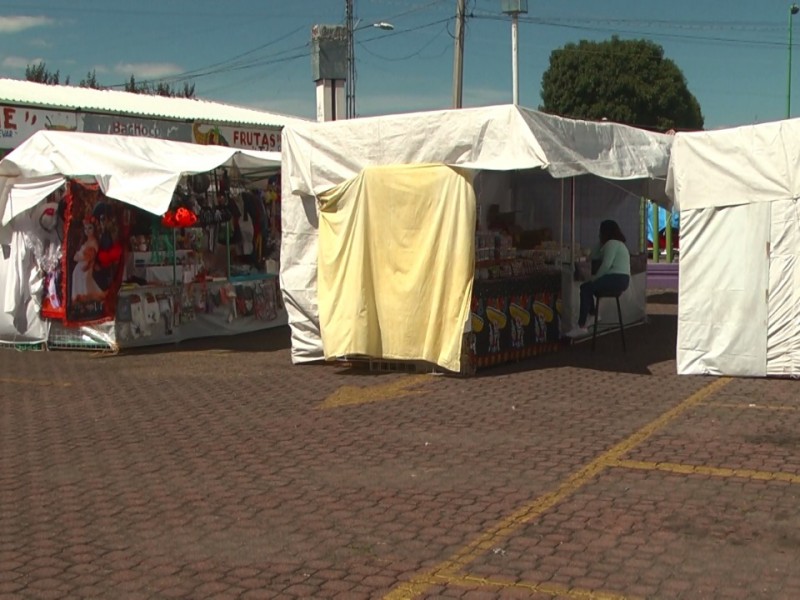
[789,3,799,118]
[345,0,394,119]
[501,0,528,105]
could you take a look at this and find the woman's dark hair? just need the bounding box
[599,219,626,244]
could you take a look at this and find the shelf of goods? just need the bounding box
[463,265,562,374]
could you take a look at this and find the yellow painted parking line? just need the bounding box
[612,459,800,484]
[452,574,638,600]
[0,377,72,387]
[318,375,431,409]
[705,402,800,412]
[384,377,731,600]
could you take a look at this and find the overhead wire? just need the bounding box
[104,25,310,89]
[471,11,789,50]
[103,3,455,89]
[13,1,795,99]
[358,20,451,61]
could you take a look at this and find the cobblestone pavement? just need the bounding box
[2,291,800,599]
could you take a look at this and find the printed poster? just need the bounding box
[63,181,128,325]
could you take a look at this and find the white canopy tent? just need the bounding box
[281,104,673,368]
[0,130,281,344]
[666,119,800,377]
[0,130,281,226]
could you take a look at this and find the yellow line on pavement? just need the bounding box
[384,376,731,600]
[705,402,800,412]
[612,459,800,484]
[451,574,639,600]
[318,375,431,409]
[0,377,72,387]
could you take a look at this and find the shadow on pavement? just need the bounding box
[647,290,678,305]
[476,312,678,377]
[117,325,292,356]
[115,294,679,378]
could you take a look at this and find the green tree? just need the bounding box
[540,36,703,131]
[124,75,143,93]
[79,69,102,89]
[25,61,69,85]
[124,75,195,98]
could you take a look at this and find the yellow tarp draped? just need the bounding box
[317,164,476,372]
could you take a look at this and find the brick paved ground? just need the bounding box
[2,290,799,599]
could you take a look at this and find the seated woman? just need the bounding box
[566,220,630,338]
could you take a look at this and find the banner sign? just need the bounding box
[470,273,562,366]
[63,181,128,325]
[82,114,192,142]
[0,105,81,150]
[193,122,282,152]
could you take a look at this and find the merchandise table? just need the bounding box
[113,275,285,348]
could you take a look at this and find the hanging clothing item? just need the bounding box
[242,190,269,264]
[235,194,254,257]
[0,228,48,342]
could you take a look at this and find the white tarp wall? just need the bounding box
[282,104,672,364]
[667,119,800,377]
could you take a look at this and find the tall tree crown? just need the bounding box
[540,36,704,131]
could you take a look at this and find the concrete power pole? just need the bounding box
[452,0,466,108]
[346,0,356,118]
[311,25,348,121]
[501,1,528,106]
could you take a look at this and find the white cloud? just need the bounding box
[28,38,51,48]
[0,15,54,33]
[2,55,43,69]
[114,62,183,79]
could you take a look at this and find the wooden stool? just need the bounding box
[591,291,626,351]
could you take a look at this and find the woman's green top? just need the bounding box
[593,239,630,279]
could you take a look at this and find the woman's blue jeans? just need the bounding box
[578,274,630,327]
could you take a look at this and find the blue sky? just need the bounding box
[0,0,797,129]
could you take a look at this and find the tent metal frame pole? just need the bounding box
[560,179,564,261]
[570,177,576,264]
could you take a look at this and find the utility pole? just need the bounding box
[346,0,356,118]
[789,3,799,119]
[452,0,466,108]
[501,1,528,105]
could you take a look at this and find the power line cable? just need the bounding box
[105,39,310,89]
[472,12,789,50]
[358,21,450,60]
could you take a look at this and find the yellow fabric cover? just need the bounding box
[317,164,475,372]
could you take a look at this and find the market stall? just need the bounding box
[281,104,673,374]
[666,118,800,377]
[0,130,284,350]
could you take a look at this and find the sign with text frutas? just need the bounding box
[193,122,282,152]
